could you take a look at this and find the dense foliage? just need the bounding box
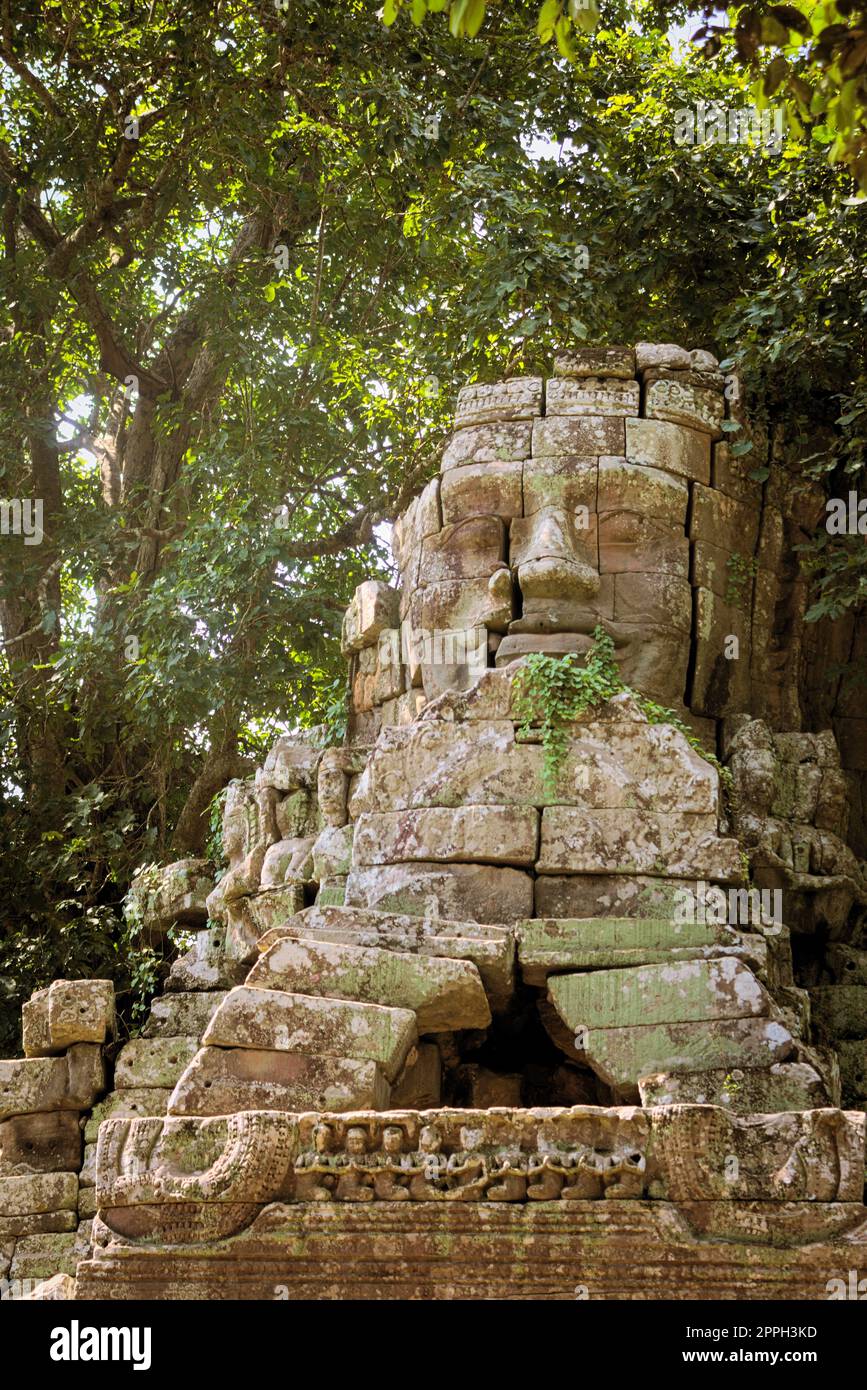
[0,0,864,1046]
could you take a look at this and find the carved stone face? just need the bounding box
[313,1122,334,1154]
[345,1126,368,1156]
[418,1125,442,1154]
[382,1125,404,1155]
[386,361,823,724]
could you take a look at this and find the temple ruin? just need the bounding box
[3,342,867,1300]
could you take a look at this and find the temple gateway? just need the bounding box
[3,342,867,1300]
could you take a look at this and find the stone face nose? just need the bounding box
[514,508,600,602]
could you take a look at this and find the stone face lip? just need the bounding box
[551,957,771,1032]
[352,806,539,869]
[246,936,490,1033]
[638,1062,830,1112]
[168,1046,389,1116]
[202,986,417,1082]
[440,422,532,472]
[22,978,115,1057]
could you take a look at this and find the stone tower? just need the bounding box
[3,344,866,1300]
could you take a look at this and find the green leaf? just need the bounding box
[383,0,401,25]
[537,0,562,43]
[571,0,600,35]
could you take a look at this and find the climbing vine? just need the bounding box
[513,625,733,799]
[725,552,760,610]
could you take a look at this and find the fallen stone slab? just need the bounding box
[262,905,515,1010]
[114,1037,200,1090]
[573,1018,795,1098]
[202,987,417,1083]
[550,957,770,1033]
[638,1062,830,1112]
[168,1046,389,1116]
[517,917,766,985]
[246,936,490,1033]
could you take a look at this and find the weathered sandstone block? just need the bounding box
[168,1047,389,1116]
[637,1062,829,1112]
[573,1018,795,1097]
[549,958,770,1032]
[114,1037,199,1090]
[352,805,539,868]
[0,1111,81,1175]
[246,936,490,1033]
[142,991,227,1039]
[454,378,543,427]
[202,987,417,1082]
[345,861,534,925]
[22,978,115,1057]
[537,807,741,880]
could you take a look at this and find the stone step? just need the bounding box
[246,936,489,1033]
[517,917,767,985]
[549,958,770,1032]
[202,986,416,1082]
[637,1062,830,1112]
[258,904,515,1011]
[167,1045,389,1116]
